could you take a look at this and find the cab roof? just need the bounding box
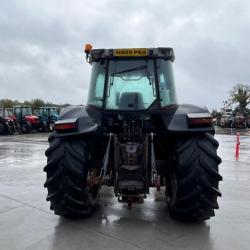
[89,47,175,63]
[39,107,58,109]
[13,106,31,108]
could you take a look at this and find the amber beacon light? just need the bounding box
[84,43,92,54]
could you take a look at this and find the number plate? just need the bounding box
[114,48,148,57]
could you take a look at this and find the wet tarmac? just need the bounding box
[0,131,250,250]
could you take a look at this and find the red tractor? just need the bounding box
[13,106,40,133]
[0,108,20,134]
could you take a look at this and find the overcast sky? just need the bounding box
[0,0,250,110]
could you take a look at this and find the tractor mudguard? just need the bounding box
[162,104,215,133]
[51,105,99,138]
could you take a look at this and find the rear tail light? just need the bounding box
[54,123,77,131]
[187,113,213,127]
[54,118,78,132]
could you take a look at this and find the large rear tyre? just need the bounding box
[44,137,100,217]
[166,133,222,221]
[21,122,32,133]
[6,121,15,135]
[0,123,5,134]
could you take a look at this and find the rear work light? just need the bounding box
[187,113,213,127]
[54,118,78,132]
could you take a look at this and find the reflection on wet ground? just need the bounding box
[0,131,250,250]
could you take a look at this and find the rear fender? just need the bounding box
[51,105,99,138]
[162,104,215,133]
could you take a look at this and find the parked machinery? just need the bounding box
[0,108,20,134]
[13,106,41,133]
[44,46,222,221]
[220,114,233,128]
[219,108,248,129]
[38,107,59,131]
[233,112,247,129]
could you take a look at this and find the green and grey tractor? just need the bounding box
[44,45,222,221]
[38,107,59,131]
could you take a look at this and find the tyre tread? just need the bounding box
[167,133,222,221]
[44,138,98,217]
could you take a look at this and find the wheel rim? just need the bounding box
[49,123,54,131]
[87,169,101,206]
[166,169,178,203]
[22,125,27,132]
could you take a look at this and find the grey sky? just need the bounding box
[0,0,250,110]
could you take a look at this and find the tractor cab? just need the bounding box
[0,108,20,134]
[86,47,177,112]
[0,108,17,122]
[38,107,59,131]
[0,108,4,118]
[0,108,8,134]
[0,108,13,117]
[39,107,59,120]
[13,106,40,132]
[13,106,33,121]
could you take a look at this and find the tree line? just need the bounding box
[1,83,249,112]
[0,98,68,110]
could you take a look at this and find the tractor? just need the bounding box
[0,108,20,134]
[38,107,59,131]
[13,106,41,133]
[233,112,247,129]
[44,45,222,221]
[220,114,233,128]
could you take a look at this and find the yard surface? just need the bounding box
[0,131,250,250]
